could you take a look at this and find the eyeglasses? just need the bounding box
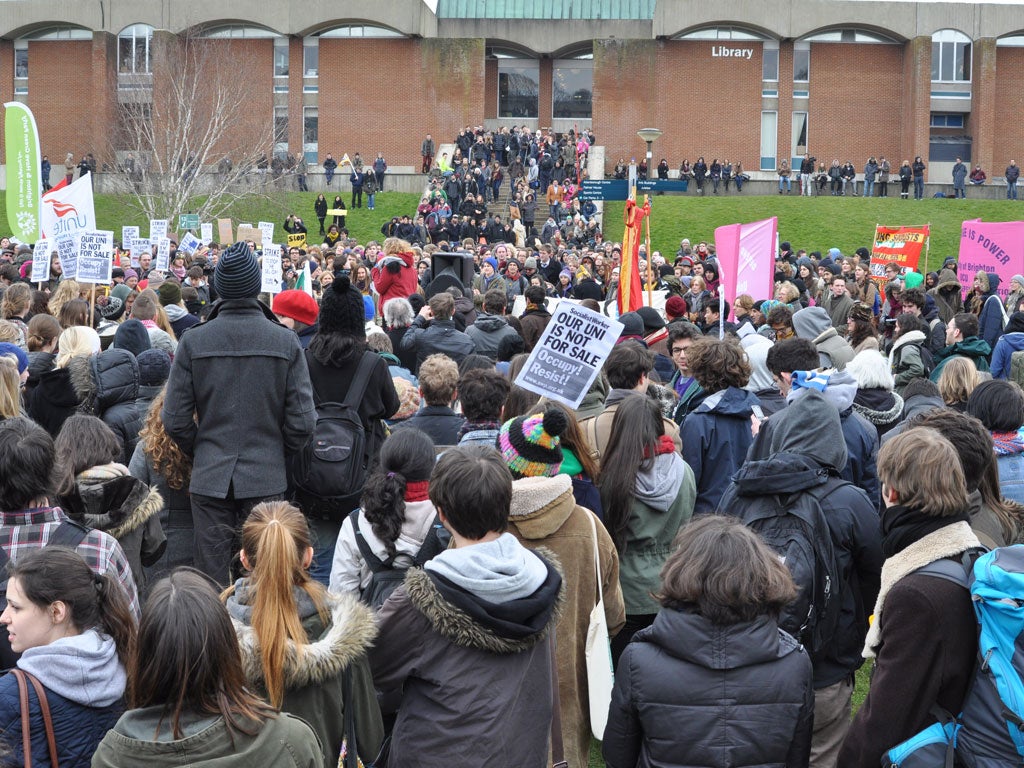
[670,347,688,356]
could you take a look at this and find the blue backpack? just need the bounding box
[885,545,1024,768]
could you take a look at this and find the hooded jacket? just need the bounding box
[25,365,80,437]
[0,630,126,767]
[793,306,856,370]
[465,312,520,360]
[718,391,882,688]
[991,330,1024,379]
[507,475,626,768]
[970,271,1006,348]
[400,316,477,373]
[929,268,964,323]
[930,336,992,381]
[890,330,927,393]
[681,387,760,514]
[603,608,814,768]
[67,348,141,465]
[369,537,564,768]
[226,588,384,767]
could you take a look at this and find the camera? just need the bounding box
[883,317,898,327]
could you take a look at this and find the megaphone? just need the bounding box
[427,251,475,298]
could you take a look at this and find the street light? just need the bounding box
[635,129,661,309]
[636,128,663,173]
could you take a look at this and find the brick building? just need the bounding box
[1,0,1022,181]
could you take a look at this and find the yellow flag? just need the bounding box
[340,153,352,167]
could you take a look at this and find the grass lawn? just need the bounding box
[603,195,1023,276]
[0,191,424,247]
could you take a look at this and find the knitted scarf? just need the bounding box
[992,431,1024,456]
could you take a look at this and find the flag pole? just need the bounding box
[89,284,95,326]
[645,195,652,308]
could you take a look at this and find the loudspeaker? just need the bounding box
[427,252,475,298]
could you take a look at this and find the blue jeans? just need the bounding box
[914,176,924,199]
[367,192,376,209]
[1009,181,1019,200]
[735,176,744,192]
[779,177,791,192]
[864,179,875,197]
[308,516,342,586]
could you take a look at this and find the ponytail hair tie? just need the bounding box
[387,472,396,478]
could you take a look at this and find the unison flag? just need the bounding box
[714,216,778,320]
[3,102,41,242]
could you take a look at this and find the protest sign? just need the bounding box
[869,225,929,278]
[77,230,114,284]
[150,219,168,241]
[287,232,307,250]
[258,221,275,245]
[155,237,171,271]
[179,232,202,255]
[121,225,138,254]
[958,220,1024,301]
[217,218,233,244]
[514,302,623,409]
[30,239,49,283]
[327,208,347,217]
[715,216,777,321]
[236,224,262,244]
[56,234,78,280]
[41,173,95,241]
[131,237,150,268]
[200,222,213,245]
[261,244,282,294]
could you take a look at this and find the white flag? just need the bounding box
[40,173,96,241]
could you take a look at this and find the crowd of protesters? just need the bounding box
[0,189,1024,768]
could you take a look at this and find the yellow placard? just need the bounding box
[326,208,347,217]
[287,232,307,249]
[340,153,352,167]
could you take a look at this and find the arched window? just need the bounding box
[118,24,153,74]
[200,25,281,38]
[932,30,971,82]
[674,26,770,41]
[318,25,403,38]
[997,34,1024,47]
[803,29,898,43]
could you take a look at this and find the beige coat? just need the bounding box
[580,391,682,466]
[508,474,626,768]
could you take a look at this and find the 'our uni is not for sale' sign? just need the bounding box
[515,302,623,410]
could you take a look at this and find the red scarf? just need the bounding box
[643,435,677,460]
[404,480,430,502]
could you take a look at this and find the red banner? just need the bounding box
[618,197,650,313]
[869,225,929,279]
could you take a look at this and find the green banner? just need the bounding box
[3,102,41,243]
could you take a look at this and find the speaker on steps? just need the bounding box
[427,252,476,298]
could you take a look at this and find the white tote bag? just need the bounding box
[584,512,614,739]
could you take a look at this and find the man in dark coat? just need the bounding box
[391,354,465,446]
[162,242,315,585]
[518,285,552,352]
[400,291,476,374]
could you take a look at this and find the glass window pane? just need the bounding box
[119,37,134,73]
[498,66,538,118]
[762,48,779,81]
[931,42,941,80]
[792,112,808,158]
[274,108,288,143]
[552,65,591,119]
[794,49,809,82]
[303,108,318,144]
[760,111,777,170]
[303,43,318,76]
[957,42,971,80]
[941,42,953,80]
[14,49,28,79]
[274,40,289,76]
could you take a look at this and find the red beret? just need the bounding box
[272,290,319,326]
[665,295,689,320]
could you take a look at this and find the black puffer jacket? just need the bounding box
[603,608,814,768]
[69,348,141,465]
[25,365,80,437]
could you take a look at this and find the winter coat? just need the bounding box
[930,336,992,382]
[580,389,682,464]
[24,365,80,437]
[58,463,165,594]
[129,440,193,580]
[23,350,56,405]
[465,312,521,360]
[971,272,1006,349]
[952,162,968,187]
[161,298,316,499]
[392,405,465,447]
[929,269,963,323]
[840,520,980,768]
[519,307,552,352]
[369,542,564,768]
[507,475,626,768]
[371,251,418,310]
[681,387,760,514]
[793,307,856,370]
[67,348,141,465]
[603,608,814,768]
[991,331,1024,379]
[92,710,321,768]
[0,631,125,768]
[912,160,926,178]
[400,317,476,373]
[718,450,882,688]
[227,587,383,767]
[889,330,927,394]
[851,388,904,441]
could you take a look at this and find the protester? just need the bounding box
[937,355,981,411]
[391,353,464,445]
[966,379,1024,505]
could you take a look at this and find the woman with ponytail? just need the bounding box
[329,428,442,597]
[0,547,136,766]
[223,501,383,767]
[599,392,696,665]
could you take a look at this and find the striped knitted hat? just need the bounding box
[499,407,567,478]
[214,242,261,299]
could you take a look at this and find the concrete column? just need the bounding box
[538,56,553,128]
[969,37,997,176]
[900,36,931,179]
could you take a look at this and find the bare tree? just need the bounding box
[108,33,278,224]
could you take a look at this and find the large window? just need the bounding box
[274,38,289,77]
[792,112,808,161]
[762,42,779,81]
[676,26,768,40]
[303,39,318,76]
[793,42,810,82]
[318,25,403,38]
[118,24,153,74]
[274,106,288,156]
[552,60,592,119]
[932,30,971,82]
[761,110,778,171]
[498,60,539,118]
[804,29,898,43]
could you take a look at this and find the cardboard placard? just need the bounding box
[236,224,262,245]
[261,244,282,294]
[77,230,114,284]
[30,239,50,283]
[287,232,307,250]
[326,208,347,217]
[150,219,168,241]
[155,237,171,272]
[514,302,623,409]
[258,221,275,245]
[131,238,150,269]
[217,218,233,244]
[56,235,78,280]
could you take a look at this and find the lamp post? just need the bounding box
[636,128,662,308]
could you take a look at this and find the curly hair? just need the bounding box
[686,336,751,392]
[139,389,192,491]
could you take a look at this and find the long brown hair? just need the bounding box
[131,570,275,739]
[221,501,328,708]
[139,390,192,491]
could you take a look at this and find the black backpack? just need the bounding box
[0,520,91,669]
[290,352,377,520]
[352,511,450,609]
[736,478,844,653]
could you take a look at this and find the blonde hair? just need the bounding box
[0,356,21,420]
[0,283,30,319]
[877,427,968,517]
[938,356,980,406]
[47,279,82,322]
[55,326,99,368]
[220,501,329,708]
[0,321,22,346]
[383,237,412,257]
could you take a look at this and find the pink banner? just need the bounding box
[958,220,1024,301]
[715,216,778,320]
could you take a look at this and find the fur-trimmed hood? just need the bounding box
[67,347,139,415]
[509,475,575,539]
[60,465,163,538]
[403,547,564,654]
[851,389,904,426]
[890,329,927,356]
[230,591,378,688]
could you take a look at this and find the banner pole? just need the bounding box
[645,196,652,308]
[925,222,931,273]
[89,284,95,326]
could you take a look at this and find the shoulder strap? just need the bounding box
[343,352,379,410]
[352,511,392,572]
[412,517,446,567]
[913,550,979,589]
[587,511,603,606]
[48,519,90,550]
[13,670,31,768]
[25,672,58,767]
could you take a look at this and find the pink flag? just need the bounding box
[715,216,778,320]
[958,220,1024,302]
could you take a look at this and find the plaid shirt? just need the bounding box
[0,506,140,617]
